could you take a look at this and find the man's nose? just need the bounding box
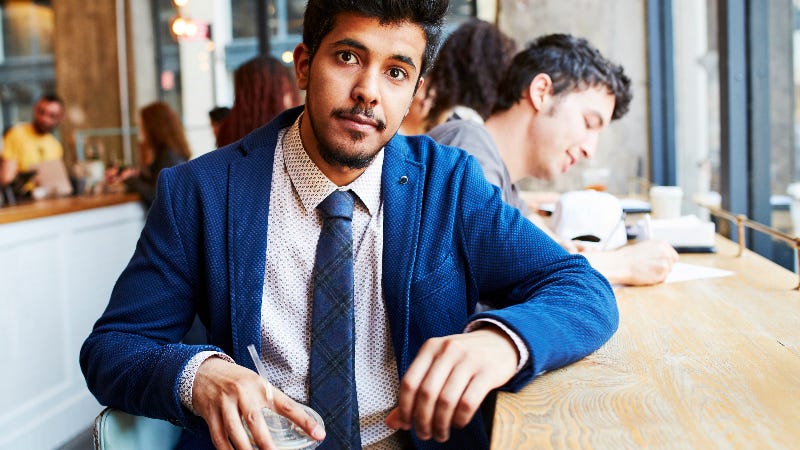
[580,132,600,159]
[352,69,380,105]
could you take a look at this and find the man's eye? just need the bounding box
[338,51,357,64]
[387,67,408,81]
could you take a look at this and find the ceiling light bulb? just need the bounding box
[185,21,198,37]
[171,17,187,36]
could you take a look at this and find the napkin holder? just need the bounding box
[649,214,716,253]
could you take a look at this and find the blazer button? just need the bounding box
[399,176,408,184]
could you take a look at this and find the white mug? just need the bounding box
[649,185,683,219]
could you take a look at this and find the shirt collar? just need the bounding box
[282,113,383,215]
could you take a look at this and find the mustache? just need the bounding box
[331,105,387,131]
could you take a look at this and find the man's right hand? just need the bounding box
[192,357,325,450]
[583,239,679,286]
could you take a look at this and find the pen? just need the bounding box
[644,213,653,240]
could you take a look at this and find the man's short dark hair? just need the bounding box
[208,106,231,123]
[40,93,64,106]
[493,34,632,120]
[302,0,449,78]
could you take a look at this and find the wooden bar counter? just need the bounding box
[0,192,140,224]
[491,236,800,449]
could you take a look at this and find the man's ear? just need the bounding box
[404,77,426,119]
[414,77,425,96]
[527,73,553,113]
[294,43,311,90]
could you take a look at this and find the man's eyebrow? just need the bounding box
[391,54,417,71]
[330,38,418,71]
[332,38,367,52]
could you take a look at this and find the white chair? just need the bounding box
[93,407,182,450]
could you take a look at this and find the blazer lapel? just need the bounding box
[381,139,423,373]
[225,107,303,366]
[226,132,281,369]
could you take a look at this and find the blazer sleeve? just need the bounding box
[456,155,619,392]
[80,166,220,427]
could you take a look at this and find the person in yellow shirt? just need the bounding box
[0,94,65,186]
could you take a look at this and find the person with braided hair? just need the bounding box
[215,54,301,147]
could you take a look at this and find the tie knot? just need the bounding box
[318,190,355,220]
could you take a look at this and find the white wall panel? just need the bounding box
[0,202,145,450]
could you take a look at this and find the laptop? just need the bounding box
[29,159,73,197]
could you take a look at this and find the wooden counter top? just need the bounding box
[491,236,800,449]
[0,193,141,224]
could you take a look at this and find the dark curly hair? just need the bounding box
[493,33,632,121]
[423,19,517,127]
[216,55,301,147]
[302,0,449,79]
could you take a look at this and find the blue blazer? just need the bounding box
[81,106,618,449]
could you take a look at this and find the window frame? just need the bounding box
[651,0,791,267]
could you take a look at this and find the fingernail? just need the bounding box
[312,424,325,440]
[388,420,409,431]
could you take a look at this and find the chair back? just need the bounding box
[93,407,182,450]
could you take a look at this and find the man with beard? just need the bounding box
[80,1,618,449]
[0,94,65,186]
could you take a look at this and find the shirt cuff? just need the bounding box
[465,318,529,373]
[178,351,236,414]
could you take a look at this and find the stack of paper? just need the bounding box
[650,215,716,252]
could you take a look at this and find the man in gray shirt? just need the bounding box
[429,34,679,286]
[429,117,529,215]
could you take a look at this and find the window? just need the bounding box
[667,0,796,269]
[225,0,478,71]
[670,0,720,215]
[227,0,306,71]
[152,0,182,117]
[450,0,477,24]
[0,0,55,132]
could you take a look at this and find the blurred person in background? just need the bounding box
[0,94,65,186]
[208,106,231,142]
[399,19,517,135]
[107,101,191,209]
[215,54,301,147]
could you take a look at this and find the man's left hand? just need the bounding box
[385,326,518,442]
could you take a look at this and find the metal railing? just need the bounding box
[697,202,800,290]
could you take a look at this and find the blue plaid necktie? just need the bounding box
[309,190,361,449]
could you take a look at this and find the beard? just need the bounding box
[32,122,52,135]
[307,101,389,170]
